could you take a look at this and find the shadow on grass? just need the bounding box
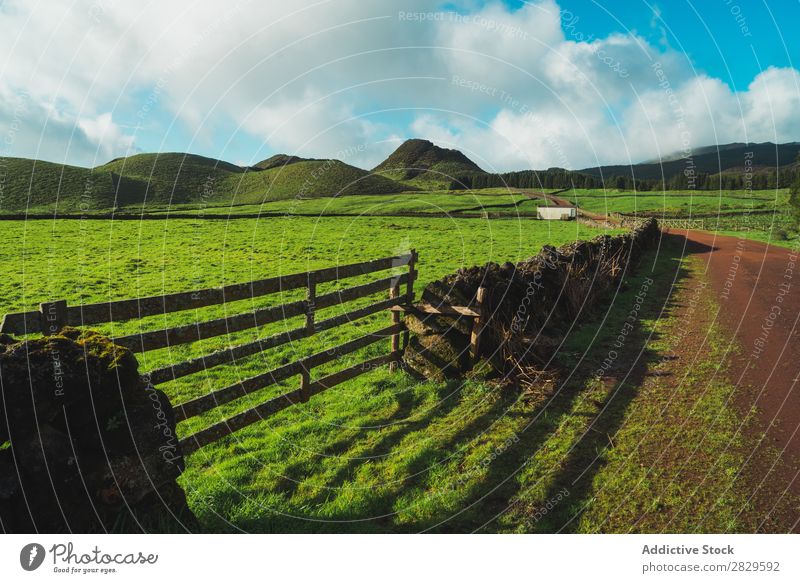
[525,233,712,533]
[194,233,714,533]
[422,233,715,533]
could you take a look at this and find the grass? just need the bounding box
[176,233,768,532]
[550,252,753,532]
[0,215,614,431]
[146,191,541,217]
[0,199,783,532]
[564,188,788,216]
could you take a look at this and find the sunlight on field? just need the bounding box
[0,216,610,315]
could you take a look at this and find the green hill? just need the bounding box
[252,154,310,170]
[373,139,484,188]
[0,158,117,212]
[238,159,409,203]
[0,153,409,213]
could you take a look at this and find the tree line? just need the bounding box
[449,166,800,192]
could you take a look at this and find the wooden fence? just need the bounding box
[1,251,418,455]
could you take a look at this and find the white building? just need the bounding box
[537,206,577,220]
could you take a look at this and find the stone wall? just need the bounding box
[404,219,660,378]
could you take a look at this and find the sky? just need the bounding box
[0,0,798,172]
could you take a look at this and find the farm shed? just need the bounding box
[537,206,577,220]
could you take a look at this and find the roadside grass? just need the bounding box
[714,228,800,250]
[526,241,763,532]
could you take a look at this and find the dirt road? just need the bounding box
[674,229,800,520]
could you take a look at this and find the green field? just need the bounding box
[1,204,786,531]
[2,215,608,404]
[563,187,799,246]
[3,179,796,531]
[564,188,788,216]
[147,190,539,217]
[0,215,631,531]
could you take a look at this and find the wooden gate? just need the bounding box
[1,251,418,454]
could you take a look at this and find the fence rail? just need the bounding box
[1,252,418,455]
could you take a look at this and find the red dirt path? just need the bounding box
[673,229,800,522]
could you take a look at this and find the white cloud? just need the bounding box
[0,86,136,165]
[0,0,798,170]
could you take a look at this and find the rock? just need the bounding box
[0,327,196,532]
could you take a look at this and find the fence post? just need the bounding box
[299,274,317,400]
[406,249,417,304]
[389,283,400,371]
[470,286,487,367]
[39,300,68,336]
[300,368,311,403]
[306,273,316,334]
[403,250,417,351]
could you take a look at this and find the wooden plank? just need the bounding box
[145,292,406,384]
[389,285,400,372]
[113,299,307,353]
[179,352,400,455]
[62,253,413,327]
[173,322,405,421]
[145,325,309,385]
[314,272,410,310]
[470,286,488,366]
[389,303,480,318]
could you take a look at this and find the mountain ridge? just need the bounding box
[2,139,798,214]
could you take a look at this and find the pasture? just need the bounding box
[1,189,792,532]
[564,188,788,216]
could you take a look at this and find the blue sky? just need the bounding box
[1,0,798,171]
[549,0,799,89]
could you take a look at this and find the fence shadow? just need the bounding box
[520,233,710,532]
[420,233,712,533]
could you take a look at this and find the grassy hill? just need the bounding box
[373,139,484,189]
[0,153,408,213]
[0,157,119,212]
[251,154,311,170]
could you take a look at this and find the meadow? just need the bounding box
[1,188,791,532]
[2,215,606,406]
[564,188,788,216]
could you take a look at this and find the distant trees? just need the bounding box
[448,164,800,193]
[789,154,800,228]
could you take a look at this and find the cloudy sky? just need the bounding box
[1,0,798,172]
